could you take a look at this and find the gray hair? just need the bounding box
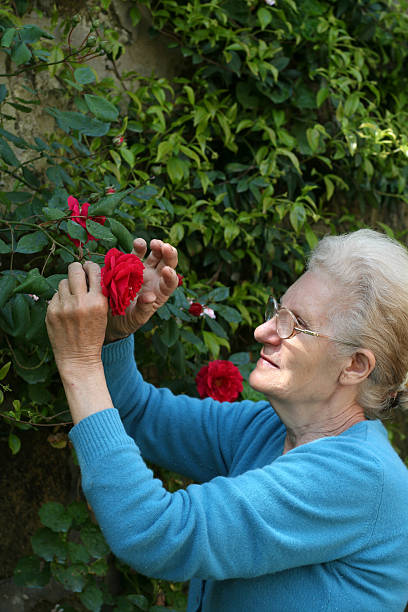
[307,229,408,419]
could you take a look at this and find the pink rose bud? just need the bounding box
[105,186,116,194]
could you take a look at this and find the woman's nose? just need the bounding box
[254,317,281,344]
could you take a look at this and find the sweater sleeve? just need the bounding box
[69,408,383,583]
[101,334,271,482]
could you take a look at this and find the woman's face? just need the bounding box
[249,271,347,407]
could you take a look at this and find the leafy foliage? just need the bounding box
[2,0,408,607]
[14,500,185,610]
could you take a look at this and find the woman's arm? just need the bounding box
[102,334,270,482]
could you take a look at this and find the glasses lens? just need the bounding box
[276,309,294,339]
[265,296,277,321]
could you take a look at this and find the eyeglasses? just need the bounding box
[264,296,356,347]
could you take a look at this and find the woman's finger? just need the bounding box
[83,261,103,294]
[143,239,164,268]
[68,262,88,295]
[58,278,71,300]
[161,243,178,269]
[132,237,148,259]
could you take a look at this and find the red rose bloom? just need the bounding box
[189,302,203,317]
[67,195,106,246]
[196,360,243,402]
[177,273,184,287]
[101,248,145,316]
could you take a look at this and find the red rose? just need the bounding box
[177,273,184,287]
[67,195,106,246]
[196,360,243,402]
[101,248,145,316]
[189,302,203,317]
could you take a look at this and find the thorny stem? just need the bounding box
[0,218,78,261]
[1,412,73,427]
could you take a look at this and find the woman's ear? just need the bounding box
[339,349,376,386]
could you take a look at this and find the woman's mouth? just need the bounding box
[260,352,279,368]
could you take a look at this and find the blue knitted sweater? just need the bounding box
[69,335,408,611]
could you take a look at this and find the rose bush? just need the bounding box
[101,248,145,316]
[196,360,243,402]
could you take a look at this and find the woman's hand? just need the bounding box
[104,238,179,343]
[46,261,108,379]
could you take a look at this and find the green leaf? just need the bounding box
[306,127,320,153]
[11,294,30,338]
[0,274,18,308]
[42,207,67,221]
[79,583,103,612]
[206,286,230,302]
[20,24,54,42]
[132,185,158,200]
[67,501,89,526]
[52,564,87,593]
[169,222,184,245]
[8,432,21,455]
[161,317,180,347]
[344,92,360,116]
[224,222,240,247]
[289,203,306,233]
[11,41,32,66]
[156,303,171,320]
[202,330,220,359]
[15,231,48,254]
[0,237,11,253]
[0,137,19,166]
[39,501,73,533]
[206,316,228,339]
[88,188,133,216]
[180,329,205,351]
[75,66,96,84]
[86,219,115,241]
[46,165,74,186]
[257,7,272,29]
[120,146,135,167]
[126,594,150,610]
[48,109,110,137]
[85,94,119,122]
[13,268,53,298]
[1,27,16,48]
[13,555,51,588]
[316,87,329,108]
[81,524,110,558]
[67,541,91,565]
[230,352,250,365]
[214,304,242,323]
[0,84,7,103]
[89,557,108,576]
[108,218,134,252]
[167,157,185,183]
[66,220,88,242]
[305,224,319,249]
[0,361,11,380]
[31,527,66,562]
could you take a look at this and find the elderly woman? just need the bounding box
[46,229,408,612]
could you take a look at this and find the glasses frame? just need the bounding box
[265,296,357,347]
